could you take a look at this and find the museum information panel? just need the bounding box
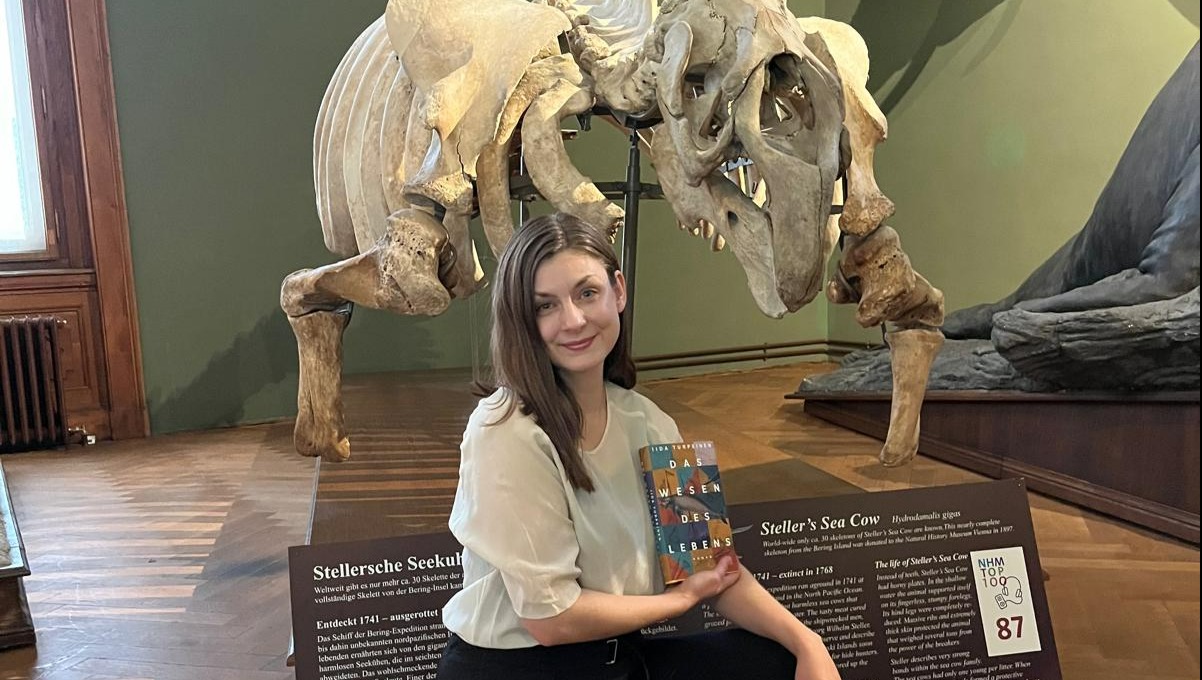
[289,532,463,680]
[290,480,1060,680]
[720,479,1061,679]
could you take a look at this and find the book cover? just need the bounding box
[638,441,736,585]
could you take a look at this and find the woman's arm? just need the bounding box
[521,556,741,646]
[713,565,841,679]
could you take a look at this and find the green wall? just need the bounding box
[824,0,1200,342]
[108,1,471,434]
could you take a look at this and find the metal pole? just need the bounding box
[620,127,640,348]
[518,151,529,225]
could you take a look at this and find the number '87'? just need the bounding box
[996,616,1024,639]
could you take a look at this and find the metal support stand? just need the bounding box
[518,153,529,225]
[620,127,642,347]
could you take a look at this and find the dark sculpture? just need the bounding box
[806,43,1200,394]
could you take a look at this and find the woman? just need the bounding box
[438,213,841,680]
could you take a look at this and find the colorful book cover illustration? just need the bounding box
[638,441,736,585]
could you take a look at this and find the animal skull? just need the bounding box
[648,0,845,318]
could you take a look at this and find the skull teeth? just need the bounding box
[752,179,769,208]
[712,234,726,252]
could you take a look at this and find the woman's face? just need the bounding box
[532,249,626,383]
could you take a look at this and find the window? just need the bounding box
[0,0,147,439]
[1,0,50,258]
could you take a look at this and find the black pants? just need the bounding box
[436,629,796,680]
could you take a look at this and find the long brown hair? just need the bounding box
[478,213,635,492]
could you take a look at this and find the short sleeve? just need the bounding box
[449,400,583,620]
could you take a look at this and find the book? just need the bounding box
[638,441,736,585]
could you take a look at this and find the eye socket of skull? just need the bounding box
[682,66,728,141]
[760,53,819,160]
[683,66,708,98]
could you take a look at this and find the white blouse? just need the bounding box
[442,382,682,649]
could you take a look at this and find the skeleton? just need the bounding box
[281,0,944,467]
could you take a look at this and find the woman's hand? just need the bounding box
[672,555,741,609]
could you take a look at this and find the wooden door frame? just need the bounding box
[66,0,147,438]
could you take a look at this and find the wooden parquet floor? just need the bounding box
[0,424,315,680]
[0,363,1197,680]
